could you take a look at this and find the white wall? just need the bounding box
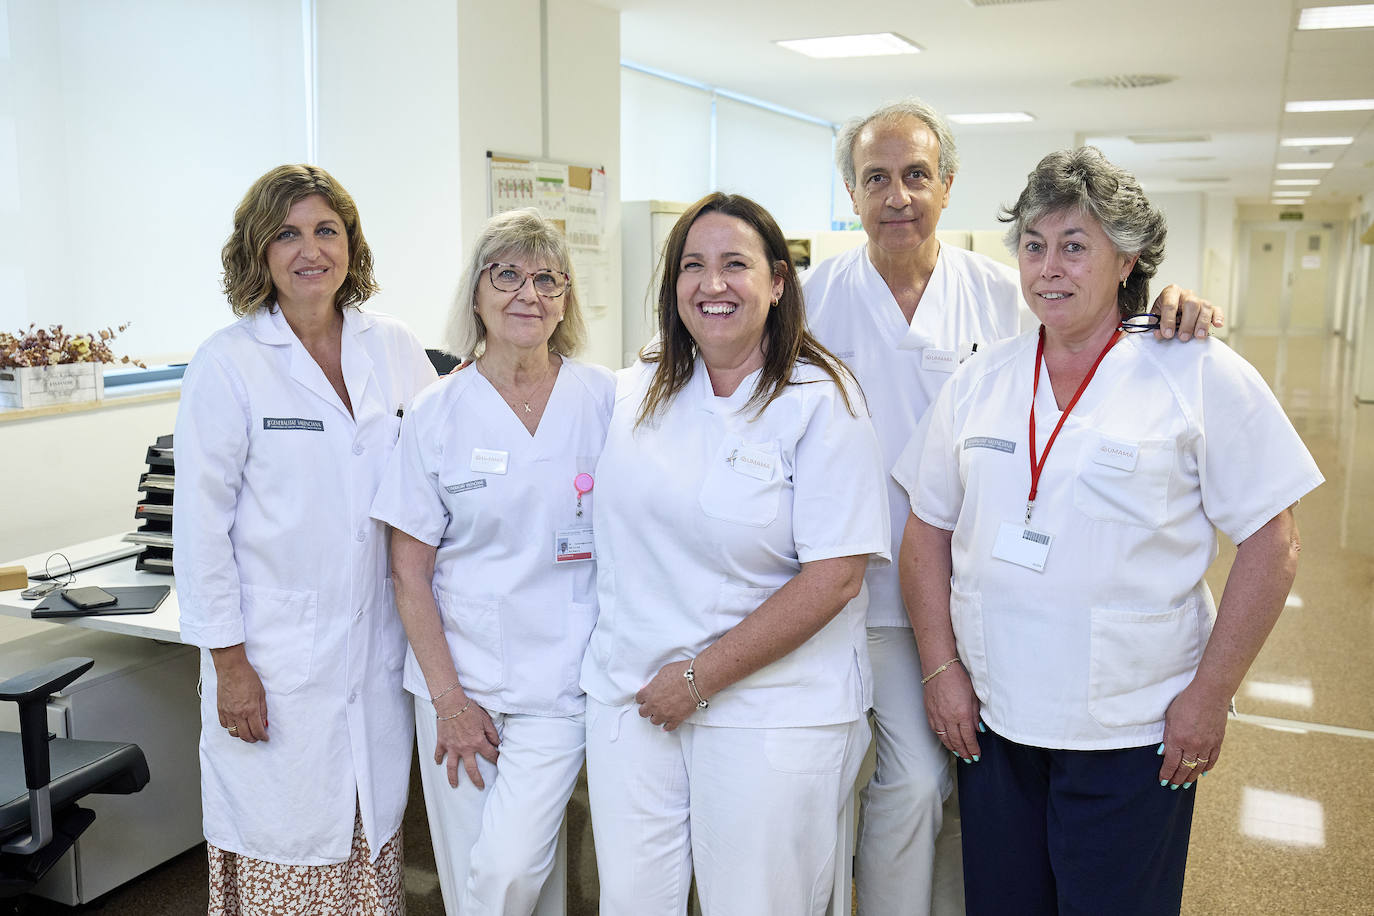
[942,128,1077,232]
[620,71,837,235]
[1201,193,1237,331]
[0,397,180,559]
[315,0,463,349]
[1150,192,1205,304]
[1,0,307,360]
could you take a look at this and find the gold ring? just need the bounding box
[227,725,239,735]
[1196,757,1209,764]
[936,730,947,736]
[1181,757,1199,769]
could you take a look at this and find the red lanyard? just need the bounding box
[1026,325,1122,523]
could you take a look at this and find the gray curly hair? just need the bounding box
[835,97,960,189]
[999,146,1167,317]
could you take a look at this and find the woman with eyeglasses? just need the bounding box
[371,208,613,913]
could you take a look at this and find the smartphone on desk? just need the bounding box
[60,586,118,610]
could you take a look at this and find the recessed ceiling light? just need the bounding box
[1273,191,1312,197]
[774,33,921,58]
[1298,4,1374,29]
[1280,136,1354,146]
[1276,162,1336,170]
[1285,99,1374,112]
[947,112,1035,125]
[1275,178,1322,185]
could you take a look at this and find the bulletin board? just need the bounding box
[487,152,611,316]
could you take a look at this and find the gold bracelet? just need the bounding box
[436,698,472,721]
[921,657,961,686]
[430,680,461,703]
[683,659,709,709]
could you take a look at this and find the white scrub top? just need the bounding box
[370,358,614,717]
[175,306,437,864]
[893,331,1324,750]
[580,359,891,728]
[804,243,1028,627]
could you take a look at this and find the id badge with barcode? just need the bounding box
[991,521,1053,572]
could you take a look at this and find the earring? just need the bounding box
[1121,278,1127,289]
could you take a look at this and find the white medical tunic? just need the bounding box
[370,358,614,716]
[894,331,1323,750]
[804,243,1028,626]
[580,359,891,728]
[175,306,436,864]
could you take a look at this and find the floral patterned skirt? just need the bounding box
[206,807,404,916]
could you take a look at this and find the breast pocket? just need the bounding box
[1073,435,1174,529]
[240,584,318,695]
[699,437,783,527]
[435,587,505,693]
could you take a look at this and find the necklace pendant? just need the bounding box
[523,402,532,413]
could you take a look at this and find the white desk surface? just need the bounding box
[0,534,182,642]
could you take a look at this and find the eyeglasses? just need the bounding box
[1120,314,1161,333]
[484,262,570,298]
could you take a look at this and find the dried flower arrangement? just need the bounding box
[0,323,146,369]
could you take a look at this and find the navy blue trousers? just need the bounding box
[959,727,1196,916]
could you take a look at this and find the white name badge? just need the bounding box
[921,348,958,373]
[470,447,509,475]
[554,526,594,563]
[992,521,1053,572]
[1093,436,1139,471]
[729,447,775,481]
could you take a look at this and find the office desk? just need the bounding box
[0,534,181,642]
[0,534,200,905]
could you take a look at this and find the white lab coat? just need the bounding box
[369,358,615,715]
[580,358,890,728]
[174,306,436,865]
[895,331,1323,749]
[804,243,1028,627]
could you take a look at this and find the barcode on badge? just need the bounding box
[1021,530,1050,545]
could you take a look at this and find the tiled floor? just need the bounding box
[6,328,1372,914]
[1181,330,1374,915]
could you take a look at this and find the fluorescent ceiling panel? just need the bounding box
[1280,137,1353,146]
[1285,99,1374,112]
[1297,4,1374,29]
[947,112,1035,124]
[774,33,921,58]
[1275,178,1322,185]
[1275,162,1335,169]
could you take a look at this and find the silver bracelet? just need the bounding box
[430,680,461,702]
[436,698,472,721]
[683,659,709,709]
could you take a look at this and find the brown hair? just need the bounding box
[221,164,379,316]
[636,192,858,427]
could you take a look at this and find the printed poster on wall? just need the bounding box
[488,154,610,315]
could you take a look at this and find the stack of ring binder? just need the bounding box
[128,433,174,574]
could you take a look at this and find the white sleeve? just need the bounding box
[370,396,449,547]
[792,379,892,566]
[173,348,251,648]
[899,380,963,532]
[1196,351,1324,543]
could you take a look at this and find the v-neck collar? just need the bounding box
[253,306,376,426]
[474,355,567,440]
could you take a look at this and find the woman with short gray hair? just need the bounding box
[895,146,1321,914]
[371,207,613,913]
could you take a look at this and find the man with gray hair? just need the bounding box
[804,98,1218,915]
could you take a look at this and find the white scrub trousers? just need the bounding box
[413,697,584,915]
[585,697,868,916]
[856,626,964,916]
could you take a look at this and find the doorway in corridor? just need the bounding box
[1238,223,1337,334]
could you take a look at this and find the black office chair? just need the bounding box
[0,657,150,897]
